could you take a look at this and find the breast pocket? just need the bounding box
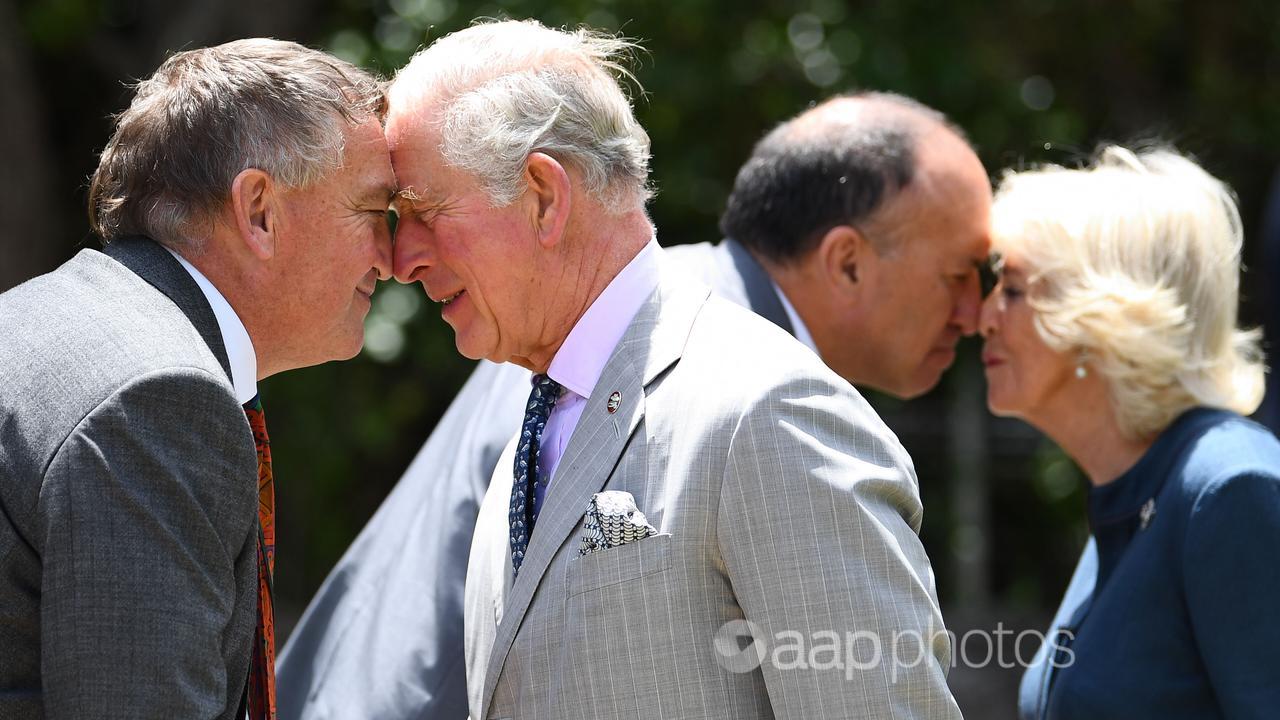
[566,532,672,597]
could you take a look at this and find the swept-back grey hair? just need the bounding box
[391,19,652,212]
[89,38,386,248]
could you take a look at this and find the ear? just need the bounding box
[230,168,280,261]
[523,152,572,249]
[817,224,875,298]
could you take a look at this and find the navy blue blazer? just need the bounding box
[1020,408,1280,720]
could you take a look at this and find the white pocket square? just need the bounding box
[579,490,658,556]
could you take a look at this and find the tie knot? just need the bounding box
[526,373,563,420]
[243,394,263,413]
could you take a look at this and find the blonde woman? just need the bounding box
[980,146,1280,720]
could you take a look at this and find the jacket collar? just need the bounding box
[100,236,233,383]
[479,272,713,717]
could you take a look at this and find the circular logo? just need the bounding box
[713,619,767,673]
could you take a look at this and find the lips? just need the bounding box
[981,353,1004,368]
[440,289,464,306]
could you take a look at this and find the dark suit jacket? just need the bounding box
[276,239,795,720]
[0,238,259,719]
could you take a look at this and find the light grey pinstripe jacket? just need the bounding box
[277,239,798,720]
[464,273,961,720]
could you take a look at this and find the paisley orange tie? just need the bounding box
[243,395,276,720]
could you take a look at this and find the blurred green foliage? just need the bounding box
[15,0,1280,627]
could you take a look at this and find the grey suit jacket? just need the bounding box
[276,240,795,719]
[0,238,259,719]
[465,270,958,719]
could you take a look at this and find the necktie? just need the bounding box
[510,374,562,578]
[243,395,276,720]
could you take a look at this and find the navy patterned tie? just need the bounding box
[510,373,563,577]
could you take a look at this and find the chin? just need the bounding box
[453,337,487,361]
[332,328,365,361]
[894,371,944,400]
[985,393,1022,418]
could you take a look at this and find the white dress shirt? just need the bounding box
[165,248,258,404]
[773,281,819,355]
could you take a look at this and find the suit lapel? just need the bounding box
[101,236,233,382]
[479,276,712,718]
[720,238,794,336]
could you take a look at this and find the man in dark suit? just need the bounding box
[0,39,395,719]
[278,91,991,719]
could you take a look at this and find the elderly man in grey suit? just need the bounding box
[391,19,959,719]
[280,63,990,720]
[0,40,395,719]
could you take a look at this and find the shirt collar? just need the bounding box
[165,247,259,404]
[773,281,819,355]
[546,238,665,399]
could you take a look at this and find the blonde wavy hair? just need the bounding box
[991,145,1264,439]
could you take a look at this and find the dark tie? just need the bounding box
[243,395,276,720]
[510,374,562,578]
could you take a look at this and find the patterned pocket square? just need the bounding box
[579,491,658,556]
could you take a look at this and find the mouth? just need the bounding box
[432,289,465,306]
[981,353,1004,368]
[356,270,379,300]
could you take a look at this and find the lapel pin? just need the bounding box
[1139,498,1156,530]
[607,391,622,414]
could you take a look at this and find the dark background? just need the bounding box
[6,0,1280,715]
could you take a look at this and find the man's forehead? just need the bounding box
[386,125,447,204]
[386,85,447,143]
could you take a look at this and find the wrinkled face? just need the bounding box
[851,134,992,398]
[386,103,541,364]
[979,256,1077,420]
[273,118,395,365]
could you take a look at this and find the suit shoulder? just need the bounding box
[0,252,234,479]
[1175,411,1280,499]
[671,293,895,440]
[689,294,840,384]
[0,249,228,386]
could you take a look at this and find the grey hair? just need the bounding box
[89,38,386,248]
[391,19,652,211]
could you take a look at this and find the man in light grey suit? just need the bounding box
[279,77,991,720]
[386,19,959,719]
[0,40,396,719]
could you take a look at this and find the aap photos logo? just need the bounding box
[713,619,767,673]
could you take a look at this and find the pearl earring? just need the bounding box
[1075,364,1087,379]
[1075,350,1088,379]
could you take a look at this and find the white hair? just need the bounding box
[391,19,652,211]
[992,145,1264,439]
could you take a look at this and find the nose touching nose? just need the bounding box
[977,292,999,338]
[391,224,426,284]
[952,281,983,336]
[374,233,394,281]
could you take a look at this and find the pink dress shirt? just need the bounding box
[536,239,664,487]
